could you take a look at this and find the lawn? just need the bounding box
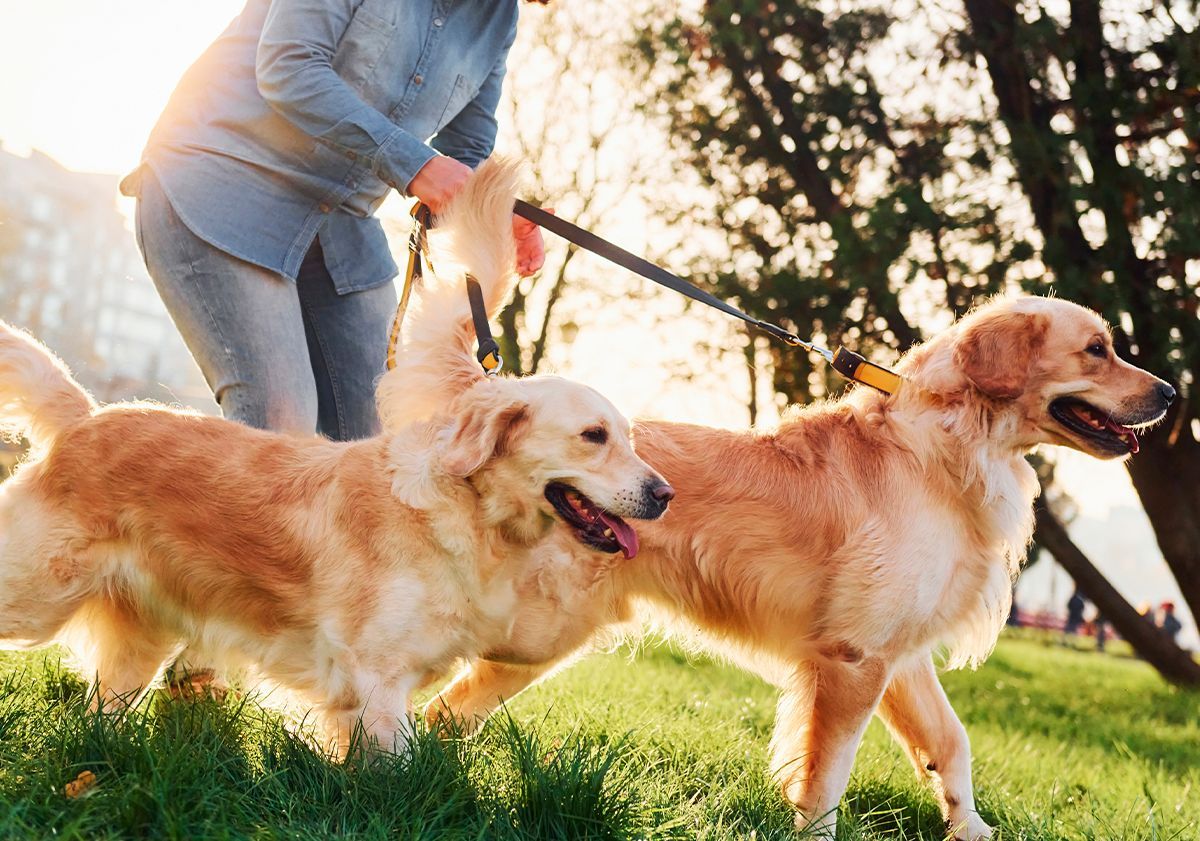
[0,635,1196,840]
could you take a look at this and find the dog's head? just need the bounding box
[911,296,1174,458]
[438,377,672,557]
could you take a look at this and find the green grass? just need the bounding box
[0,635,1196,839]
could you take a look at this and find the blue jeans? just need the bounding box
[135,170,396,440]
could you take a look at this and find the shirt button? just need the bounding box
[433,17,444,27]
[347,150,357,161]
[413,74,423,85]
[319,203,331,213]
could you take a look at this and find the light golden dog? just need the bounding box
[0,161,671,755]
[427,295,1173,838]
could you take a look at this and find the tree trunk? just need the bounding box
[1123,419,1200,628]
[1033,495,1200,686]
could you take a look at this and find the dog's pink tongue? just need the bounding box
[598,512,639,559]
[1105,418,1139,453]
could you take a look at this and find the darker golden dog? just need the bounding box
[427,296,1172,839]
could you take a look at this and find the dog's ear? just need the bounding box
[440,391,531,478]
[953,309,1048,399]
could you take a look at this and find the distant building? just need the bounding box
[0,144,212,408]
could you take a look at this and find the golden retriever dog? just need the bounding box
[426,295,1173,838]
[0,160,672,755]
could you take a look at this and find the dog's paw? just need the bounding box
[164,668,231,703]
[793,809,837,838]
[947,813,993,840]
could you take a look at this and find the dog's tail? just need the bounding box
[376,157,521,430]
[0,321,96,450]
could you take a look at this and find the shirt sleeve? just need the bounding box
[429,17,516,168]
[255,0,437,193]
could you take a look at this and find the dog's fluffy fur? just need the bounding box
[0,159,669,755]
[426,295,1172,838]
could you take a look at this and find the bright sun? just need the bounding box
[0,0,245,175]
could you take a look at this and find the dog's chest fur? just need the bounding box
[896,450,1038,665]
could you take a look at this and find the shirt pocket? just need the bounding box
[437,75,481,130]
[332,0,397,105]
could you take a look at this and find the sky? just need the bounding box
[0,0,1191,642]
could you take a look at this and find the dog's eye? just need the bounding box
[1085,342,1108,359]
[581,426,608,444]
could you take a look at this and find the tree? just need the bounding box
[492,0,665,375]
[631,0,1199,681]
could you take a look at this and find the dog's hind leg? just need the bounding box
[876,656,993,840]
[0,489,94,647]
[424,658,561,735]
[770,656,892,839]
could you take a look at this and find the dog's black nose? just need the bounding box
[651,483,675,503]
[1158,382,1176,406]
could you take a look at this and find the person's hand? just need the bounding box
[407,155,472,214]
[514,209,552,277]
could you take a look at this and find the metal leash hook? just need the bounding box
[752,319,901,395]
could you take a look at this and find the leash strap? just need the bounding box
[513,199,902,395]
[386,204,431,372]
[386,198,900,393]
[513,200,799,346]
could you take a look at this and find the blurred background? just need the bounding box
[0,0,1196,670]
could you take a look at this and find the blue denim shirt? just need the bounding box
[121,0,519,293]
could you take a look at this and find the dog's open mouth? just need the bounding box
[544,482,639,559]
[1049,397,1140,455]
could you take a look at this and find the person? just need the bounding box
[121,0,548,440]
[1160,601,1183,644]
[1062,588,1086,644]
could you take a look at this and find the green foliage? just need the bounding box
[1,637,1196,839]
[631,0,1027,401]
[630,0,1199,402]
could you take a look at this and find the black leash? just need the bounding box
[465,275,503,374]
[387,200,902,394]
[512,200,902,395]
[513,200,801,346]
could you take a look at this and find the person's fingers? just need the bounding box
[512,214,538,238]
[514,227,546,277]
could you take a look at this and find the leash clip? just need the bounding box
[830,347,903,395]
[478,346,504,377]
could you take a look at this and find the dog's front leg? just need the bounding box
[322,672,420,760]
[876,656,993,840]
[770,656,891,838]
